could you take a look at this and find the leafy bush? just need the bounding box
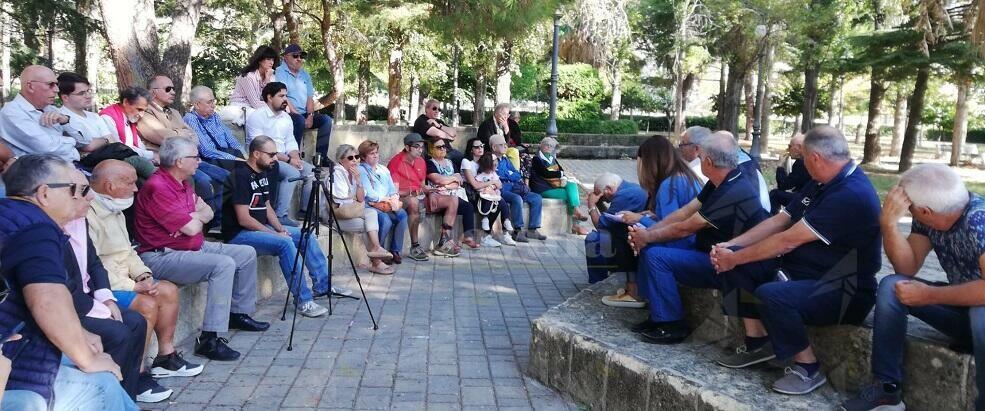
[636,116,716,132]
[557,63,606,102]
[558,100,602,121]
[519,112,638,135]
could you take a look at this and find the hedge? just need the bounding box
[518,112,639,135]
[636,116,717,132]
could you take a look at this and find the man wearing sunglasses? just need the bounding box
[0,65,85,165]
[412,99,464,169]
[274,44,332,159]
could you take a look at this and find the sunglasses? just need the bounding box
[154,86,175,93]
[472,144,484,149]
[289,53,306,59]
[45,182,91,198]
[678,142,695,148]
[410,143,424,149]
[429,107,440,111]
[434,145,448,151]
[343,155,359,161]
[28,80,58,89]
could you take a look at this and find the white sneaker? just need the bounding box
[481,217,490,231]
[503,219,514,232]
[298,301,328,317]
[332,286,354,296]
[480,235,502,247]
[498,234,517,246]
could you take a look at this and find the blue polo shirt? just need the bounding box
[781,162,881,290]
[695,168,769,252]
[910,193,985,285]
[275,64,315,115]
[599,181,648,230]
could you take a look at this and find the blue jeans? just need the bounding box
[193,161,231,227]
[289,112,332,158]
[585,230,614,284]
[871,274,985,409]
[49,357,137,411]
[273,160,314,221]
[376,208,408,254]
[228,225,330,303]
[1,390,46,411]
[500,185,542,229]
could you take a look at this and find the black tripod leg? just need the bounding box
[281,185,319,321]
[321,181,379,330]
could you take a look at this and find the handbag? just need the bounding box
[333,201,365,219]
[79,142,137,168]
[545,177,565,188]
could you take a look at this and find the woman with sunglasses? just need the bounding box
[221,45,279,126]
[330,145,395,275]
[461,137,515,247]
[357,140,409,264]
[426,139,478,254]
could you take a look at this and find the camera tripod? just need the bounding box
[280,154,379,351]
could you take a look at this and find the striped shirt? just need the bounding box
[183,110,245,161]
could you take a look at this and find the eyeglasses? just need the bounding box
[343,155,359,161]
[260,150,278,158]
[70,89,93,96]
[28,80,58,89]
[678,142,695,148]
[44,182,91,198]
[434,145,448,151]
[154,86,175,93]
[182,155,201,161]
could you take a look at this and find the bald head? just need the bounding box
[20,65,58,109]
[91,160,139,199]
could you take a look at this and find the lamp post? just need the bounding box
[750,24,768,163]
[546,9,562,137]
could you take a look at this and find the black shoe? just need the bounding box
[151,351,204,378]
[135,372,173,403]
[630,319,664,334]
[391,252,402,265]
[639,324,690,345]
[194,335,241,361]
[229,313,270,332]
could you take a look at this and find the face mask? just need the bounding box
[95,192,134,213]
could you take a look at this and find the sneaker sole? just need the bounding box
[151,365,204,378]
[716,353,777,369]
[772,375,827,395]
[839,404,905,411]
[408,255,429,261]
[601,298,647,308]
[193,351,241,361]
[136,388,173,403]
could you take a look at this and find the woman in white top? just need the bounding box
[329,144,395,275]
[461,137,514,247]
[220,45,278,125]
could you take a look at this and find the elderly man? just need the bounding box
[491,134,546,242]
[769,133,810,214]
[223,136,333,318]
[275,44,332,158]
[584,172,648,284]
[842,164,985,410]
[387,133,430,261]
[0,154,134,410]
[245,81,314,227]
[135,138,268,362]
[87,160,203,379]
[708,125,881,395]
[628,131,769,345]
[183,85,247,169]
[0,65,84,164]
[678,126,711,183]
[413,99,464,168]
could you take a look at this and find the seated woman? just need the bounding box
[329,144,395,275]
[220,45,278,125]
[529,137,590,235]
[602,135,703,308]
[460,138,514,247]
[426,139,478,254]
[357,140,409,264]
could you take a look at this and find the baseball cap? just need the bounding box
[403,133,424,146]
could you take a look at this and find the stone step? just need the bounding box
[527,277,978,411]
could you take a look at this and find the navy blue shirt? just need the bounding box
[695,168,769,252]
[781,162,882,290]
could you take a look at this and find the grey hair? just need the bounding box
[594,172,623,191]
[699,131,739,169]
[540,136,559,147]
[336,144,357,160]
[899,163,969,214]
[803,125,851,161]
[684,126,712,146]
[189,85,214,102]
[159,137,198,168]
[2,154,73,197]
[249,135,275,154]
[119,86,151,105]
[494,103,511,114]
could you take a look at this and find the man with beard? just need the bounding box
[221,136,334,317]
[245,82,313,227]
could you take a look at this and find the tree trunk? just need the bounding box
[681,72,694,116]
[743,70,754,140]
[716,62,745,137]
[473,61,487,125]
[800,65,820,133]
[792,115,802,138]
[715,60,727,121]
[861,73,886,164]
[451,46,460,126]
[73,0,90,77]
[760,41,776,154]
[282,0,300,45]
[495,40,513,104]
[890,88,907,156]
[264,0,285,51]
[838,76,846,132]
[320,0,345,121]
[159,0,203,99]
[387,45,403,125]
[671,71,688,136]
[899,67,930,172]
[408,75,420,121]
[1,6,10,104]
[45,25,54,67]
[827,75,837,125]
[950,75,972,166]
[99,0,161,89]
[609,62,622,120]
[355,59,369,124]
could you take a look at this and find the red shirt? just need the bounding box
[387,150,426,193]
[135,169,203,252]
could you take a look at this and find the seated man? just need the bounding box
[183,85,247,170]
[87,161,204,378]
[677,126,711,184]
[0,154,134,411]
[245,81,314,227]
[709,125,880,395]
[842,164,985,411]
[629,131,769,345]
[584,172,647,284]
[275,44,332,158]
[387,133,431,262]
[768,133,810,214]
[223,136,332,318]
[0,65,85,164]
[99,87,157,163]
[413,99,463,168]
[135,138,268,362]
[490,134,547,242]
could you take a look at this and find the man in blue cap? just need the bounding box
[275,44,332,159]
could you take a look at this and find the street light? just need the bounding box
[546,9,562,137]
[750,24,768,163]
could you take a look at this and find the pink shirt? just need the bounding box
[64,218,114,320]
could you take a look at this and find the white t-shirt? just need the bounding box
[61,107,111,145]
[460,158,478,176]
[331,165,358,205]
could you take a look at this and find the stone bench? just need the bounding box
[528,277,978,410]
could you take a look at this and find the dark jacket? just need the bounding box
[476,118,522,148]
[529,153,564,194]
[776,158,810,192]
